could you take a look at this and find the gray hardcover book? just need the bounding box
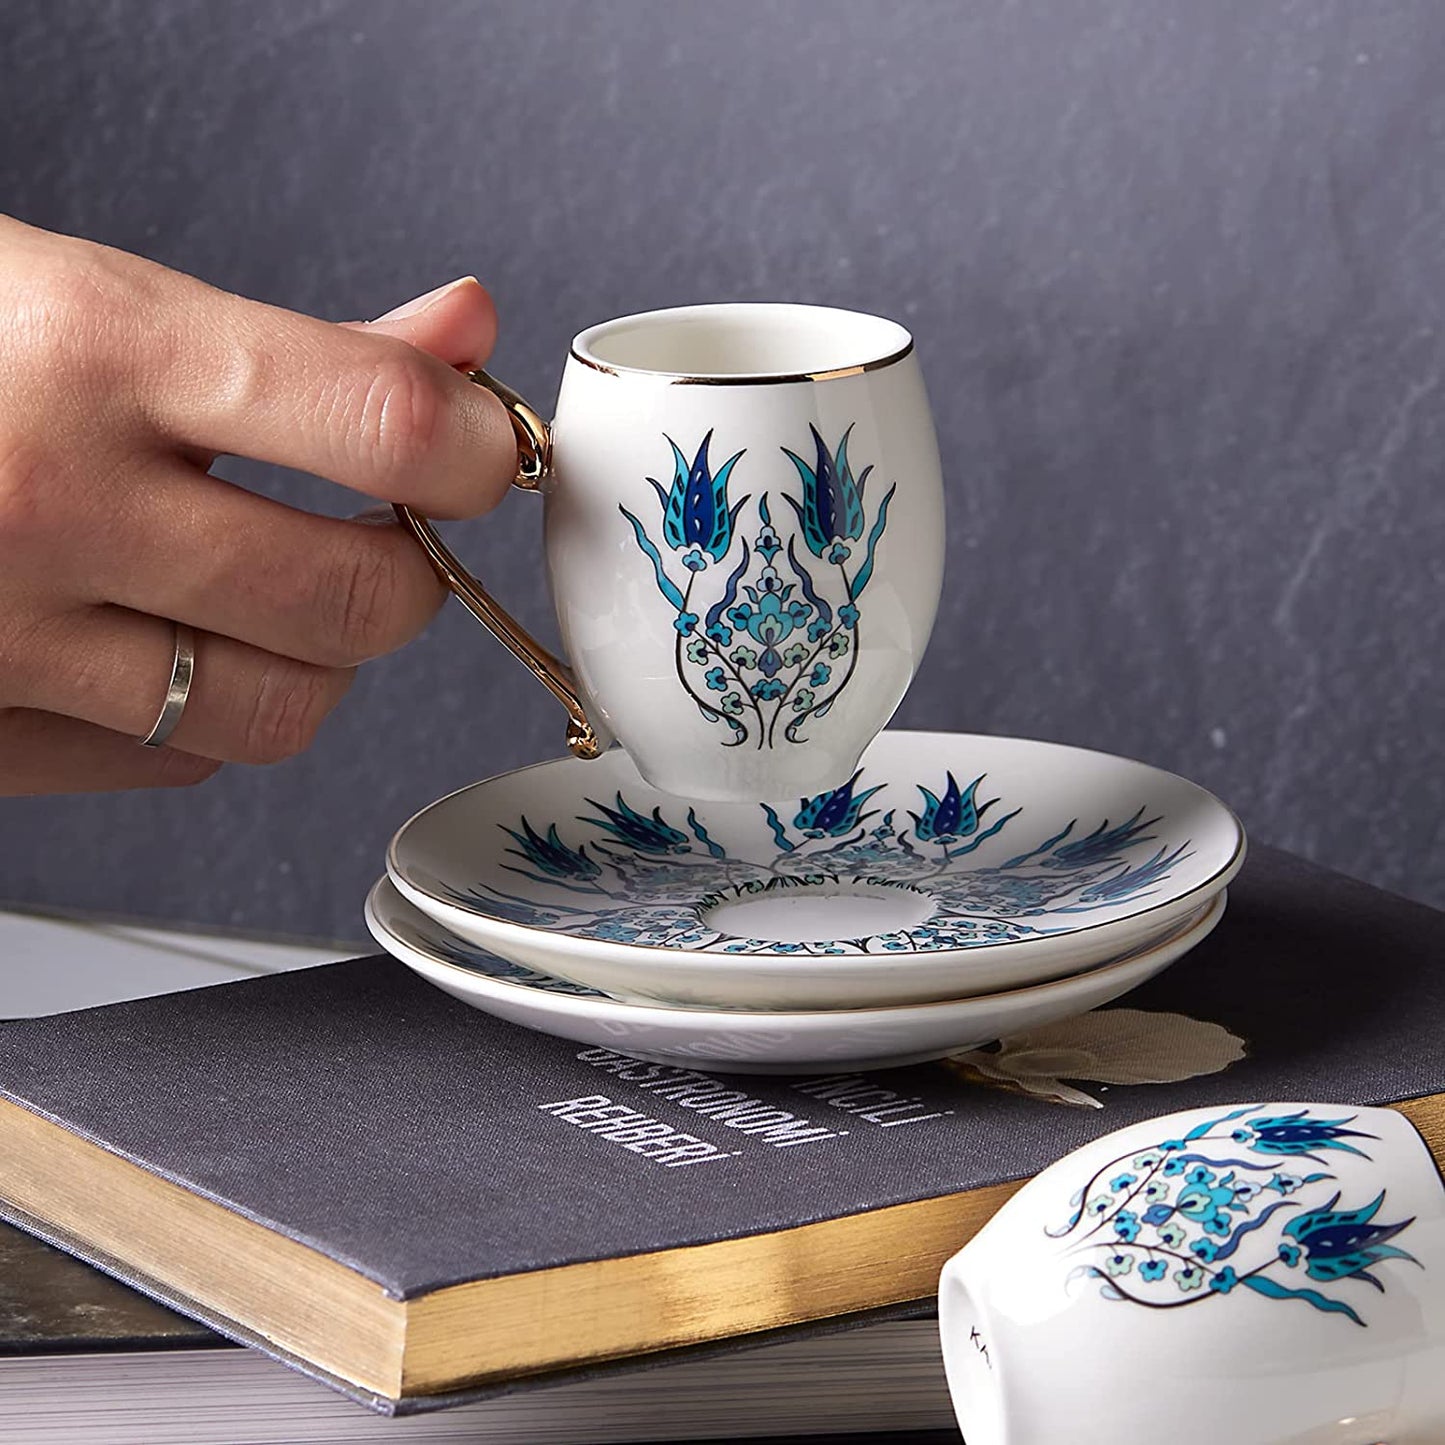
[0,846,1441,1413]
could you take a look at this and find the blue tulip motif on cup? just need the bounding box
[620,424,896,750]
[783,423,892,571]
[1049,1105,1423,1328]
[647,431,749,568]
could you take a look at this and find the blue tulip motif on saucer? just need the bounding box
[620,425,895,749]
[1048,1105,1423,1327]
[434,761,1198,956]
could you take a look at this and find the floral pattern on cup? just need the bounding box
[438,765,1194,956]
[619,426,895,750]
[1048,1104,1423,1326]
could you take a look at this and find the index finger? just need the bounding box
[138,267,520,519]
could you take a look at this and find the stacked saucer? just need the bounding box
[369,730,1244,1075]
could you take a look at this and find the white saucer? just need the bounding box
[365,878,1227,1075]
[388,730,1244,1010]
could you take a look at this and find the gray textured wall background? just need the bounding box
[1,0,1441,940]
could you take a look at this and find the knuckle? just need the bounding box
[216,326,272,419]
[324,540,407,663]
[16,254,100,331]
[8,254,120,383]
[350,349,446,477]
[242,660,342,764]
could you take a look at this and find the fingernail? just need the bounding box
[372,276,478,323]
[350,505,398,526]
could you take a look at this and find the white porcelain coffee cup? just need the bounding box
[397,303,944,801]
[939,1101,1445,1444]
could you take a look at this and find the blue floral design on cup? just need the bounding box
[620,425,896,750]
[1049,1105,1422,1327]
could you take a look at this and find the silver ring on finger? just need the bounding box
[139,622,197,748]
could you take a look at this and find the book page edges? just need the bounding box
[0,1198,401,1411]
[0,1097,405,1395]
[400,1181,1022,1393]
[3,1092,1442,1401]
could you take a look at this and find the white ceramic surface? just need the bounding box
[388,730,1244,1010]
[365,878,1224,1075]
[940,1102,1445,1444]
[542,303,945,800]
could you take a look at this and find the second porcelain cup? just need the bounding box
[397,303,945,801]
[939,1101,1445,1444]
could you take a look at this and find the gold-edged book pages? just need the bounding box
[3,1091,1442,1403]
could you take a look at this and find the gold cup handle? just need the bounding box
[393,369,603,760]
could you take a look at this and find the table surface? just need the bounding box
[0,908,345,1018]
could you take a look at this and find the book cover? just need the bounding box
[0,845,1441,1412]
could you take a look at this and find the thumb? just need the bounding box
[342,276,499,370]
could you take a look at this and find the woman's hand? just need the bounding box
[0,215,517,794]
